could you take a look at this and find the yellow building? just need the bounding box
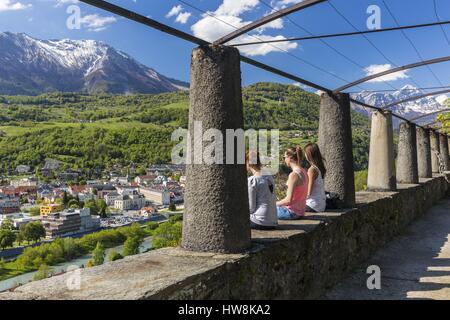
[40,204,64,216]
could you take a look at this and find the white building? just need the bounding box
[139,187,171,205]
[114,194,146,211]
[10,177,38,187]
[116,186,139,196]
[105,192,120,206]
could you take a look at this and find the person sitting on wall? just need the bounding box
[276,146,309,220]
[246,151,278,230]
[304,143,327,213]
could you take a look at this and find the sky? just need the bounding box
[0,0,450,99]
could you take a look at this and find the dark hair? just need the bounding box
[285,146,303,166]
[304,143,326,178]
[246,151,262,171]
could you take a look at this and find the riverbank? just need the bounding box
[0,237,153,292]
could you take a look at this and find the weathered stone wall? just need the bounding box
[2,174,449,300]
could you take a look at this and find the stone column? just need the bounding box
[396,122,418,184]
[439,133,450,171]
[430,130,440,173]
[182,45,250,253]
[318,92,355,208]
[416,127,432,178]
[367,110,396,191]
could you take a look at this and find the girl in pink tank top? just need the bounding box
[276,146,309,219]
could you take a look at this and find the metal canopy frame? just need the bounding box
[334,56,450,93]
[78,0,330,93]
[214,0,327,45]
[409,109,450,122]
[231,20,450,47]
[381,88,450,110]
[78,0,449,131]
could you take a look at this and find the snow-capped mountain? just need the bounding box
[352,85,446,117]
[0,32,188,95]
[351,85,448,125]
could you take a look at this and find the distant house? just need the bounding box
[116,186,139,196]
[69,185,88,196]
[89,184,116,199]
[41,158,62,176]
[134,174,156,186]
[40,203,64,216]
[10,177,38,187]
[16,165,31,174]
[58,170,81,181]
[139,187,171,205]
[105,192,120,206]
[114,194,146,211]
[0,194,20,214]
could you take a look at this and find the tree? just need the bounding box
[62,191,69,206]
[96,199,107,218]
[0,258,5,275]
[28,207,40,216]
[122,236,141,257]
[20,221,46,243]
[168,202,176,212]
[1,219,14,231]
[151,221,182,250]
[16,232,25,246]
[68,199,79,208]
[33,264,52,281]
[84,199,98,216]
[108,250,123,262]
[0,229,16,250]
[92,242,105,266]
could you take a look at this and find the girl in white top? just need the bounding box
[246,151,278,230]
[304,143,327,213]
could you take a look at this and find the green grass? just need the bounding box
[0,263,32,281]
[157,102,188,110]
[0,121,163,137]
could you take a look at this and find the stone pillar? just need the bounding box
[439,133,450,171]
[396,122,418,184]
[182,45,250,253]
[318,92,355,208]
[416,127,432,178]
[367,110,396,191]
[430,130,440,173]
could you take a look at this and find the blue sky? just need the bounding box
[1,0,450,97]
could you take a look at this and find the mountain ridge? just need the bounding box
[351,85,447,124]
[0,32,189,95]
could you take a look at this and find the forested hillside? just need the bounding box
[0,83,371,175]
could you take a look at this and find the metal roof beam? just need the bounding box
[214,0,327,45]
[334,56,450,93]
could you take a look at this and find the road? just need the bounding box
[323,197,450,300]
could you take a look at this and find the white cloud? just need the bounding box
[54,0,78,7]
[166,5,182,18]
[234,34,297,56]
[175,12,191,24]
[215,0,260,16]
[0,0,31,12]
[364,64,409,82]
[436,94,448,105]
[80,14,117,32]
[190,0,298,56]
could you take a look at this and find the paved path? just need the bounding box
[324,197,450,300]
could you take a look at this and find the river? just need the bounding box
[0,237,153,292]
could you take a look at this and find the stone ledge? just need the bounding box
[1,173,449,300]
